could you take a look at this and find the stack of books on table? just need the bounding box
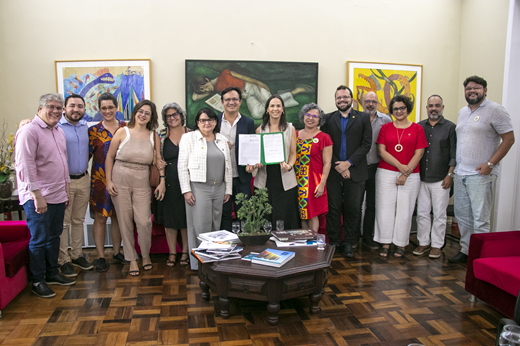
[192,230,242,263]
[271,229,318,247]
[251,248,295,268]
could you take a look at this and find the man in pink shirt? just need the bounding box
[15,93,76,298]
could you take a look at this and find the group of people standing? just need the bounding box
[15,74,514,298]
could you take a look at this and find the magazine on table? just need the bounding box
[271,237,318,247]
[251,248,295,268]
[272,229,317,242]
[198,230,239,243]
[241,252,259,261]
[192,249,241,263]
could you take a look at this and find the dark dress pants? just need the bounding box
[362,164,378,243]
[221,177,252,231]
[326,170,365,245]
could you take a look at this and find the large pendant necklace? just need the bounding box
[395,126,405,152]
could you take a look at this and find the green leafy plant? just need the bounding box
[235,187,272,235]
[0,120,15,184]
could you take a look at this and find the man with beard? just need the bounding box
[359,92,392,250]
[217,87,256,232]
[449,76,515,263]
[321,86,372,257]
[414,95,456,259]
[57,94,94,276]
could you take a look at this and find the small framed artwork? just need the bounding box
[347,61,423,122]
[55,59,151,122]
[185,59,319,129]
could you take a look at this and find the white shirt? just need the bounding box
[219,113,241,178]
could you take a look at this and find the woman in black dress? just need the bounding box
[154,102,189,266]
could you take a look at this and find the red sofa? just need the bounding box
[465,231,520,319]
[134,217,181,254]
[0,221,30,317]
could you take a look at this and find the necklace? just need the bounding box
[395,127,405,152]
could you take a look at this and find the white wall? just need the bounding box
[495,0,520,232]
[0,0,473,134]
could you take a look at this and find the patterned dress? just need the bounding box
[88,120,126,218]
[295,131,333,220]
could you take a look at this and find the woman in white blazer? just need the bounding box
[178,107,232,270]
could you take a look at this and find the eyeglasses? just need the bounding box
[198,118,216,124]
[166,112,180,118]
[45,105,63,112]
[393,106,408,113]
[364,100,378,104]
[101,106,116,111]
[465,86,484,92]
[137,109,151,117]
[223,98,240,103]
[304,113,319,118]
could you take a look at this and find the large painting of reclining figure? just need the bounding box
[55,59,151,122]
[347,61,423,122]
[185,60,319,129]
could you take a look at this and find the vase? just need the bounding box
[238,233,271,246]
[0,180,12,200]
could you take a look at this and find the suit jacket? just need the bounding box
[321,109,372,182]
[217,112,256,183]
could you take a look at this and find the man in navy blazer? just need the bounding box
[217,87,256,232]
[321,86,372,257]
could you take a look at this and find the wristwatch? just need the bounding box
[487,162,495,169]
[447,173,455,178]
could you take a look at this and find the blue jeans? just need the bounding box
[454,174,497,255]
[23,200,66,282]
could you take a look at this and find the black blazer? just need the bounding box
[217,113,256,184]
[321,109,372,182]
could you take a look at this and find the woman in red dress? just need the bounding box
[295,103,333,232]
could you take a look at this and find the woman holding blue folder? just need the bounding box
[247,95,300,229]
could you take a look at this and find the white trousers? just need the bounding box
[374,169,420,247]
[416,180,450,248]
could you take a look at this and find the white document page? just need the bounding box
[263,133,285,164]
[238,134,261,165]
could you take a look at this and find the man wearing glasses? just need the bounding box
[217,87,255,232]
[449,76,515,263]
[321,86,372,258]
[15,93,76,298]
[359,91,392,250]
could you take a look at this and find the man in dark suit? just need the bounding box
[321,85,372,257]
[217,87,256,232]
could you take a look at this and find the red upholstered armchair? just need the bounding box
[0,221,30,317]
[465,231,520,319]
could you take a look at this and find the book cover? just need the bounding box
[251,248,295,268]
[272,229,317,241]
[241,252,259,261]
[271,238,318,247]
[198,230,239,243]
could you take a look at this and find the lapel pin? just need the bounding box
[474,116,480,122]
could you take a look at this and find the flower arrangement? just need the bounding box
[235,187,273,235]
[0,120,15,184]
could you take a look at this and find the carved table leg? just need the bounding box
[220,296,230,319]
[199,280,210,300]
[309,292,322,313]
[267,302,280,325]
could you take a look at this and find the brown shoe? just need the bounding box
[413,245,430,256]
[429,248,441,259]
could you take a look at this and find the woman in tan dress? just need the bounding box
[105,100,166,276]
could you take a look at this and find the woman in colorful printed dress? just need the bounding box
[295,103,333,232]
[88,93,128,272]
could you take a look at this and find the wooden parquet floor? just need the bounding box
[0,236,502,346]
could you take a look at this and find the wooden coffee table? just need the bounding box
[197,243,334,325]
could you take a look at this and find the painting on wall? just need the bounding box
[185,60,319,129]
[55,59,151,122]
[347,61,423,122]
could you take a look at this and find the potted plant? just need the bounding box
[235,187,273,246]
[0,120,15,199]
